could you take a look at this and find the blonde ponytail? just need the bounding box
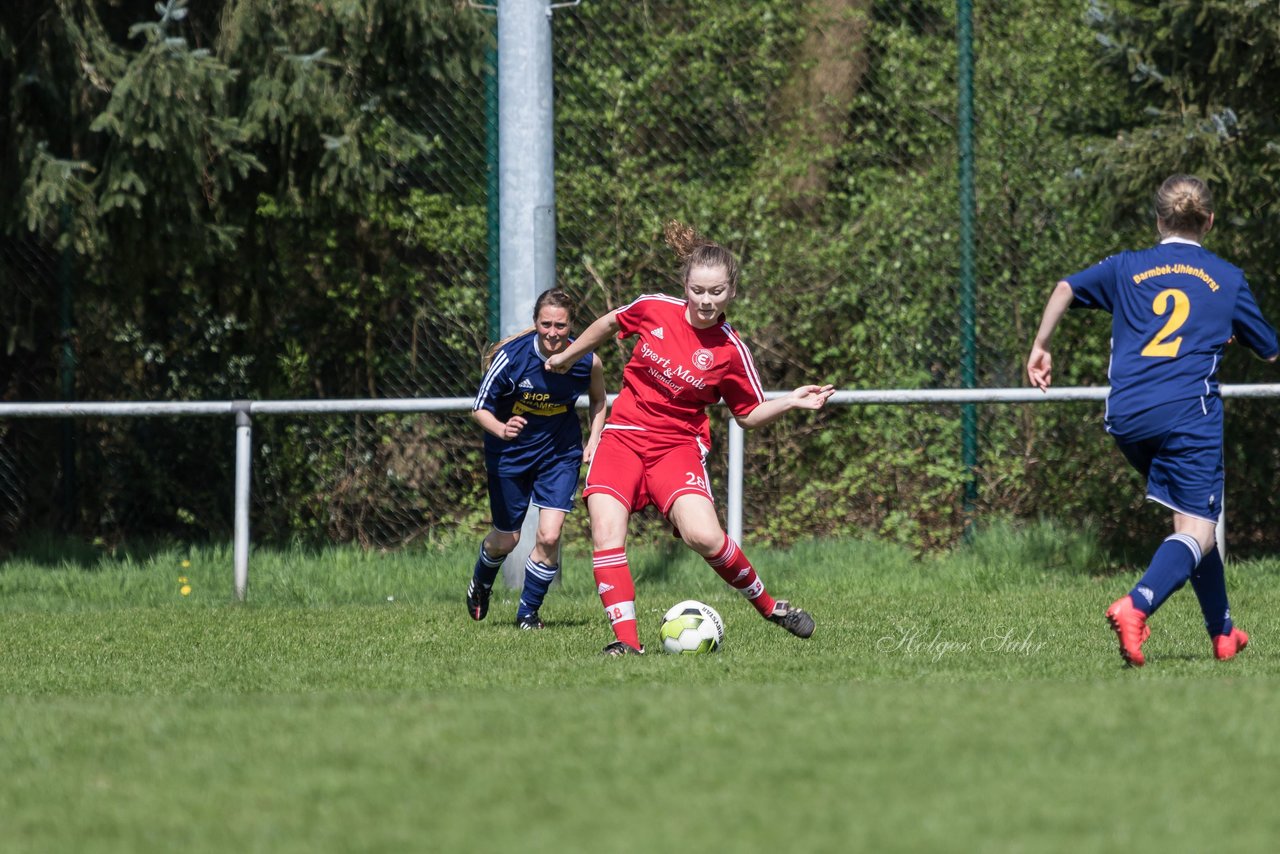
[663,219,740,289]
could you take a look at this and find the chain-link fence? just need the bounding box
[1,235,62,542]
[4,0,1279,556]
[246,6,497,551]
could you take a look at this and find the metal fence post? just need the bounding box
[728,419,744,543]
[1217,460,1227,562]
[233,402,252,602]
[956,0,979,534]
[497,0,563,590]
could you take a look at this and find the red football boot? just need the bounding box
[1106,595,1151,667]
[1213,627,1249,661]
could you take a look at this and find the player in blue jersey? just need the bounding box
[1028,174,1278,666]
[467,289,608,629]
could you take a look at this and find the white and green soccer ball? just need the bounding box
[659,600,724,655]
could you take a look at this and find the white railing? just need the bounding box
[7,383,1280,599]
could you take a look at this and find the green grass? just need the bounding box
[4,524,1280,852]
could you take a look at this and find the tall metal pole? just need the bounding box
[498,0,558,588]
[485,20,500,342]
[498,0,556,337]
[956,0,979,532]
[727,421,744,543]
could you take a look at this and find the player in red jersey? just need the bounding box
[547,221,834,655]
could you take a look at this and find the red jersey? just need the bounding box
[607,294,765,447]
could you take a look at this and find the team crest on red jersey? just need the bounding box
[692,348,715,370]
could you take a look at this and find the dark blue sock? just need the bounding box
[471,544,504,590]
[1130,534,1200,615]
[1190,545,1233,637]
[517,559,557,618]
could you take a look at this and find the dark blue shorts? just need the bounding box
[1111,397,1223,523]
[486,453,583,533]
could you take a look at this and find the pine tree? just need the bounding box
[1087,0,1280,242]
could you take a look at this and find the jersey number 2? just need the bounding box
[1141,288,1189,358]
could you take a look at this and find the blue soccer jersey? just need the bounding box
[1066,238,1277,437]
[472,331,595,473]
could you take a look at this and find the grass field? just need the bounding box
[3,524,1280,853]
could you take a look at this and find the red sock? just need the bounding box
[706,536,776,617]
[593,547,640,649]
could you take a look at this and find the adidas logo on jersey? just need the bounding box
[651,327,664,339]
[519,378,534,389]
[597,582,615,595]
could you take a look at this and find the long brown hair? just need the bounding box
[663,220,740,290]
[482,288,578,370]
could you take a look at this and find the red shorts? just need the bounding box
[583,428,713,515]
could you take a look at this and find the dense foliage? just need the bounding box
[3,0,493,545]
[3,0,1280,555]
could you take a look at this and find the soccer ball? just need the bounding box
[659,600,725,655]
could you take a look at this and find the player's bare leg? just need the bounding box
[588,494,644,654]
[1173,512,1248,660]
[668,494,814,638]
[514,509,566,630]
[467,528,519,621]
[1108,513,1215,666]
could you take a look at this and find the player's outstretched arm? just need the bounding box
[547,310,621,374]
[1027,280,1074,391]
[583,354,608,464]
[1229,287,1280,364]
[1026,346,1053,391]
[734,384,835,430]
